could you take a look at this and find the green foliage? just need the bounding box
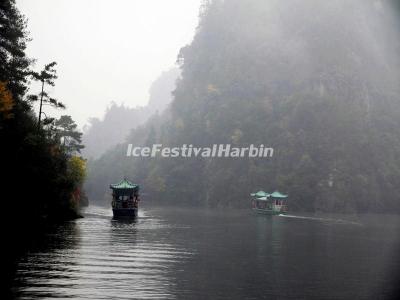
[54,115,84,154]
[28,62,65,128]
[0,0,31,101]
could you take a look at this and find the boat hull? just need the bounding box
[253,208,285,215]
[112,208,138,218]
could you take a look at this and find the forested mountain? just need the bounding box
[86,0,400,213]
[82,68,179,159]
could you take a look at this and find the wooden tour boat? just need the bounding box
[110,178,140,218]
[250,190,288,215]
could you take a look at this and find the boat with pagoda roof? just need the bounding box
[250,190,288,215]
[110,178,140,218]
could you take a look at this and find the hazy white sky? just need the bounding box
[18,0,200,127]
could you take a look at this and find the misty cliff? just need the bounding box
[86,0,400,213]
[82,68,179,159]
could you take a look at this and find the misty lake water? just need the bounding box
[11,205,400,299]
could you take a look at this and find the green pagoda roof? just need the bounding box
[250,191,270,198]
[250,190,288,200]
[270,191,288,198]
[110,179,138,190]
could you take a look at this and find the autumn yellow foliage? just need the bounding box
[68,156,87,187]
[0,81,14,119]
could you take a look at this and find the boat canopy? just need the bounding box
[110,179,139,191]
[270,191,288,198]
[250,190,288,200]
[250,190,270,198]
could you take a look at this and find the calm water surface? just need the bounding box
[12,206,400,299]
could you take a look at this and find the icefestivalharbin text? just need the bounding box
[126,144,274,158]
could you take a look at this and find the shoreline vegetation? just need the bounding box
[2,3,87,296]
[1,0,86,249]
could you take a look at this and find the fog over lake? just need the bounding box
[2,0,400,299]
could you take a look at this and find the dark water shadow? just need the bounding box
[8,221,81,299]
